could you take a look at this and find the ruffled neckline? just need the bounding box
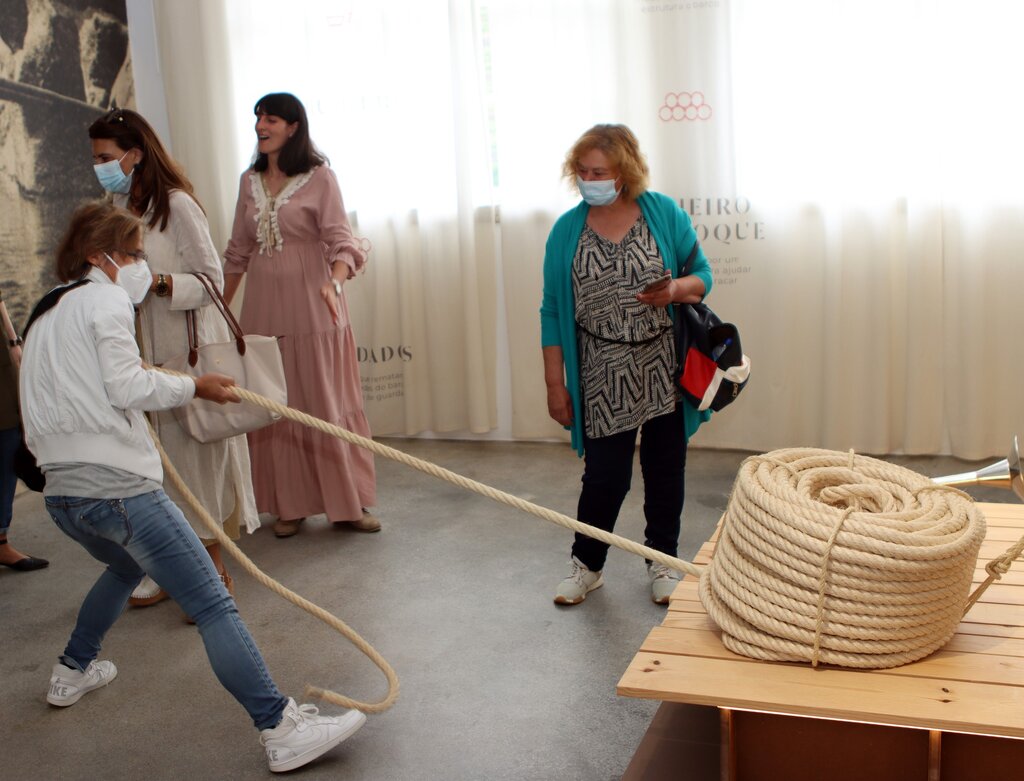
[249,168,316,255]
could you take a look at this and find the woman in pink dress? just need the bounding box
[223,93,377,538]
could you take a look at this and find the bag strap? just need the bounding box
[680,240,700,277]
[185,309,200,367]
[186,272,247,357]
[22,279,91,339]
[673,241,703,324]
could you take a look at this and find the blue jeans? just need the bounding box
[572,405,688,572]
[45,490,288,730]
[0,425,19,535]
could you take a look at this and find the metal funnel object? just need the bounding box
[932,435,1024,501]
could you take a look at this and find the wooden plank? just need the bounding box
[617,652,1024,738]
[970,568,1024,587]
[961,602,1024,626]
[954,621,1024,640]
[977,502,1024,522]
[976,526,1024,542]
[638,626,1024,686]
[978,540,1024,559]
[661,612,1024,652]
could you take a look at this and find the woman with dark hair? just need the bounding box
[88,108,258,607]
[21,200,365,772]
[223,92,377,538]
[540,124,713,606]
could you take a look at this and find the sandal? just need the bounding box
[128,574,169,607]
[332,509,381,533]
[273,518,305,538]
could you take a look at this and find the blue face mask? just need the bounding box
[93,151,133,194]
[577,175,620,207]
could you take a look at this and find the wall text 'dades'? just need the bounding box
[679,197,766,245]
[357,345,413,363]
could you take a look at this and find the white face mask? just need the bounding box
[577,175,621,206]
[103,253,151,304]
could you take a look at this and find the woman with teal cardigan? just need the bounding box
[539,124,712,606]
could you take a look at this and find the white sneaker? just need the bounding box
[46,660,117,707]
[553,556,604,605]
[648,562,680,605]
[260,697,366,773]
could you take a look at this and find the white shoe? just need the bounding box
[261,697,366,773]
[46,660,117,707]
[648,561,680,605]
[553,556,604,605]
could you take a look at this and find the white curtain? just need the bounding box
[150,0,241,257]
[150,0,1024,458]
[720,0,1024,458]
[153,0,498,436]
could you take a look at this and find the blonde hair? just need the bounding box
[55,200,143,282]
[562,124,650,200]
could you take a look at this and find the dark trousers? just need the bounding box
[572,404,688,572]
[0,425,19,534]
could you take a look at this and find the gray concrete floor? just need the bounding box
[0,440,1013,780]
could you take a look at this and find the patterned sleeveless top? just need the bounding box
[572,215,676,439]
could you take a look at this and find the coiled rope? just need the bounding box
[157,379,1019,690]
[698,448,988,669]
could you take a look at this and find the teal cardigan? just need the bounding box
[539,191,714,456]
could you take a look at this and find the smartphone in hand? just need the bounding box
[642,273,672,294]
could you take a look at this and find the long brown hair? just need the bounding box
[56,201,143,282]
[88,108,204,231]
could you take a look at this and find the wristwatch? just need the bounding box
[8,336,22,347]
[154,274,170,297]
[331,279,342,297]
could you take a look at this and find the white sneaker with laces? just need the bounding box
[261,697,366,773]
[648,562,680,605]
[553,556,604,605]
[46,660,117,706]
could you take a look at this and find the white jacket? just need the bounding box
[20,267,196,483]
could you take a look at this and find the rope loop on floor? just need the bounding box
[150,376,703,712]
[150,426,400,714]
[698,448,988,669]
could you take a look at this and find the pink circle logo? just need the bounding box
[659,92,713,122]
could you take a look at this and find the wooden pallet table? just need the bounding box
[618,502,1024,781]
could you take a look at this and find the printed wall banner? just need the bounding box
[359,344,413,423]
[640,0,724,13]
[659,92,713,122]
[0,0,133,327]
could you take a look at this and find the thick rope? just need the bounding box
[230,386,703,579]
[150,377,703,712]
[698,449,988,669]
[150,426,400,714]
[159,375,1023,680]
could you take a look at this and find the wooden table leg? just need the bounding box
[928,731,941,781]
[720,708,735,781]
